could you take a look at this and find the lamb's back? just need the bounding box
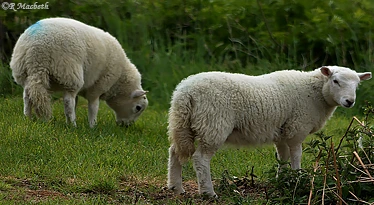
[174,70,327,144]
[11,18,123,90]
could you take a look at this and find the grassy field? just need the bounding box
[0,94,359,204]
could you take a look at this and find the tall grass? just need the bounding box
[2,1,374,110]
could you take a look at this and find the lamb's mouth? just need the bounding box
[342,100,355,108]
[116,121,134,127]
[343,103,354,108]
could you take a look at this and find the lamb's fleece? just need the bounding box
[10,17,148,127]
[167,66,371,197]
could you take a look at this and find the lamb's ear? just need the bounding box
[358,72,372,81]
[131,90,148,98]
[320,66,332,77]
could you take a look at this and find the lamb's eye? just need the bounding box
[333,80,339,85]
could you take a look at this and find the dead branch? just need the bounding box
[353,151,374,183]
[308,149,322,205]
[331,141,343,205]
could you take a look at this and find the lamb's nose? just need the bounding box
[346,99,354,107]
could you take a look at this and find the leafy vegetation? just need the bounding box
[1,0,374,108]
[3,0,374,66]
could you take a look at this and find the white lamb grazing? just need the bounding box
[10,17,148,127]
[167,66,372,197]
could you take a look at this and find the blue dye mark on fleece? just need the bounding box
[26,21,42,36]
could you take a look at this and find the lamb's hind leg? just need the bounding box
[167,145,185,194]
[88,97,100,128]
[192,144,218,197]
[63,91,78,126]
[23,88,32,118]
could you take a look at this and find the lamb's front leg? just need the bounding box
[88,98,99,128]
[63,91,78,126]
[192,145,217,197]
[275,140,290,164]
[275,140,291,177]
[288,143,302,170]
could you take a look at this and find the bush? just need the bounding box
[267,102,374,204]
[0,62,21,97]
[2,0,374,65]
[1,0,373,109]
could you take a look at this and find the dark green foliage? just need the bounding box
[267,168,311,204]
[0,62,21,97]
[1,0,373,109]
[2,0,374,66]
[1,0,374,109]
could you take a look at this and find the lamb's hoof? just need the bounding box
[168,186,185,195]
[201,192,218,199]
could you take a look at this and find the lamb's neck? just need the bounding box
[101,70,140,101]
[320,86,339,123]
[309,71,339,120]
[100,71,126,100]
[322,83,340,107]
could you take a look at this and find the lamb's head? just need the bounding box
[321,66,371,108]
[106,90,148,126]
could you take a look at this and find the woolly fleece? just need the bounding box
[10,17,148,127]
[167,66,371,196]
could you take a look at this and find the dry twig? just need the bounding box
[331,190,349,205]
[349,191,373,205]
[322,144,332,205]
[353,151,374,183]
[308,150,322,205]
[331,141,343,205]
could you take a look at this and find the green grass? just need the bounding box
[0,96,358,204]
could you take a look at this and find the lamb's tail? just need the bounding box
[24,73,52,120]
[168,94,195,164]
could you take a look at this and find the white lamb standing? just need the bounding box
[167,66,372,197]
[10,17,148,127]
